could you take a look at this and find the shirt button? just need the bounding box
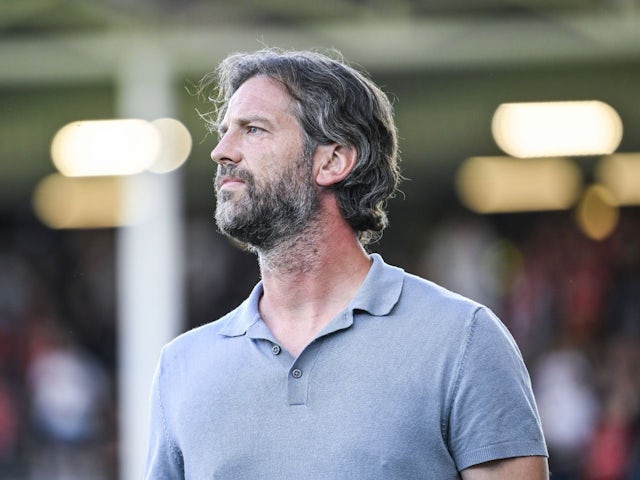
[271,345,281,355]
[291,368,303,379]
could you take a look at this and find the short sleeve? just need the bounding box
[447,307,548,470]
[144,350,184,480]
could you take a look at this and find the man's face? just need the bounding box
[211,76,319,250]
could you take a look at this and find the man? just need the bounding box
[145,49,548,479]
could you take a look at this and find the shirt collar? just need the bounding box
[349,253,404,316]
[217,282,264,337]
[217,253,404,338]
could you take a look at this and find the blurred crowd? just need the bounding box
[0,208,639,479]
[0,225,117,480]
[423,210,640,480]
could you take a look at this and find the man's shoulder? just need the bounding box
[395,268,520,358]
[399,268,483,316]
[358,255,489,341]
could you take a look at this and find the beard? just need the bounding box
[214,155,320,251]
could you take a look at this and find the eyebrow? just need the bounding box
[218,115,275,135]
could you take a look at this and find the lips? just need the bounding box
[218,176,245,189]
[215,166,251,192]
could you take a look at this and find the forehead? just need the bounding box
[223,75,297,125]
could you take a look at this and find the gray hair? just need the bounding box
[200,48,401,245]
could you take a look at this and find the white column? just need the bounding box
[115,37,184,480]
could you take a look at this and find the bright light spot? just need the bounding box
[148,118,192,174]
[492,101,623,158]
[33,174,132,229]
[575,184,619,241]
[51,119,161,177]
[456,156,582,213]
[596,153,640,206]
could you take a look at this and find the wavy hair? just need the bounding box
[200,48,401,245]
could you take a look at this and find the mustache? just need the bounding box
[215,165,254,188]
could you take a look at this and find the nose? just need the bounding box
[210,132,240,165]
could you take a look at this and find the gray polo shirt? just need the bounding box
[145,254,547,479]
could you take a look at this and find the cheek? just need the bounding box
[246,135,306,178]
[243,142,278,169]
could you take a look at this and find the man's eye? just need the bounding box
[247,126,262,134]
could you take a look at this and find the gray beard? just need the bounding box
[214,160,320,252]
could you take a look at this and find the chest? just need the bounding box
[169,328,460,479]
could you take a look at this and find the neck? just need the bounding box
[256,218,324,276]
[255,212,372,357]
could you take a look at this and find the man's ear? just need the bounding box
[315,144,357,187]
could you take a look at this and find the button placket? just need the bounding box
[286,342,324,406]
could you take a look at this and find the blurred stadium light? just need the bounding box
[33,174,126,229]
[576,184,620,240]
[50,118,191,179]
[455,156,583,213]
[596,153,640,206]
[492,101,623,158]
[51,119,161,177]
[148,118,193,174]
